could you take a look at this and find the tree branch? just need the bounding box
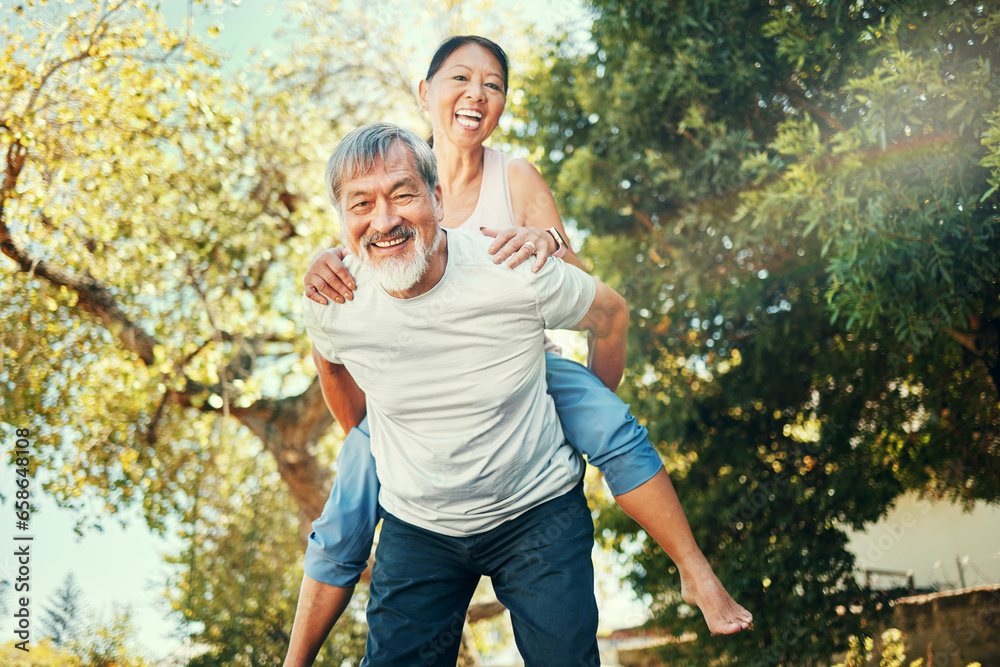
[943,326,981,355]
[780,87,848,133]
[1,216,160,366]
[633,209,660,236]
[466,599,506,624]
[229,377,335,525]
[1,141,28,225]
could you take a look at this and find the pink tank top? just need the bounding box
[456,147,515,231]
[456,147,563,355]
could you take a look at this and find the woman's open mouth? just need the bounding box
[456,108,483,129]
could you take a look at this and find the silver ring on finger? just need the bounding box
[523,240,536,255]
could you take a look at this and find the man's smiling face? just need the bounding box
[340,141,444,297]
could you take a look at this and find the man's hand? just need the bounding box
[304,247,356,305]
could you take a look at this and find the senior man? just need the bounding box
[288,121,625,666]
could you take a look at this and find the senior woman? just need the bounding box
[286,36,750,665]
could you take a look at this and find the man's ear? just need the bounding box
[433,182,444,220]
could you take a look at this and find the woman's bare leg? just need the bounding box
[613,468,753,635]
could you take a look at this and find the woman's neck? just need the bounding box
[432,139,486,228]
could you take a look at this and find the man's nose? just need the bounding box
[371,201,401,233]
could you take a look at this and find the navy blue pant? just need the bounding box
[362,482,600,667]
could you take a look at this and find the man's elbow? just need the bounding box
[607,289,629,337]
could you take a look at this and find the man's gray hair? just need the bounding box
[325,122,438,213]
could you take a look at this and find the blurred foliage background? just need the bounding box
[2,0,998,664]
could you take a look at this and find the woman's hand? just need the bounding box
[303,247,356,305]
[480,226,559,272]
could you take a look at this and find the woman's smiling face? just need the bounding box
[420,42,507,148]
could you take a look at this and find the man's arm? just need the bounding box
[284,575,355,666]
[312,346,367,431]
[569,278,629,390]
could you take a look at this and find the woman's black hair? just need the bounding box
[425,35,509,94]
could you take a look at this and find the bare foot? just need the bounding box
[679,560,753,635]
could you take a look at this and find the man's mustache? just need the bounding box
[362,226,416,250]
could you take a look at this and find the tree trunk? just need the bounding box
[231,379,335,533]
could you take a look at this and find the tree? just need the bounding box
[166,438,368,666]
[0,607,148,666]
[0,638,83,666]
[0,0,406,658]
[1,0,375,533]
[40,572,85,648]
[74,605,150,667]
[516,0,1000,663]
[2,0,534,659]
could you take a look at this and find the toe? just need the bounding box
[719,620,744,635]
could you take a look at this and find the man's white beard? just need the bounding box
[361,227,440,293]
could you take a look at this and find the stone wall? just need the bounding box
[888,584,1000,666]
[608,585,1000,666]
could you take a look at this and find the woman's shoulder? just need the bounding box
[501,154,558,229]
[484,146,541,179]
[504,155,549,199]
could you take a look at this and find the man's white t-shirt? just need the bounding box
[301,228,596,537]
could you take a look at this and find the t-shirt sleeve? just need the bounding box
[300,296,343,364]
[529,258,597,330]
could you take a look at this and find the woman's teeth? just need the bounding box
[456,109,483,128]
